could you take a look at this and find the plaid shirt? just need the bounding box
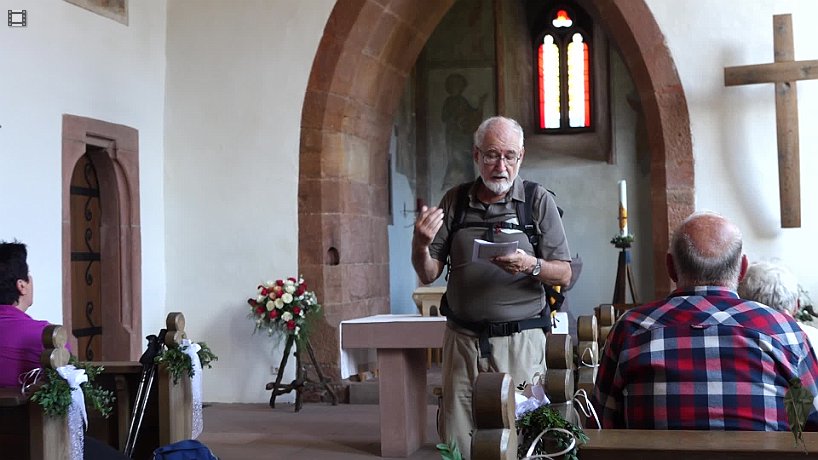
[592,286,818,430]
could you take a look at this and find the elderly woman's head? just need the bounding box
[738,260,800,316]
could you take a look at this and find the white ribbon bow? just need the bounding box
[56,365,88,460]
[181,339,204,438]
[56,365,88,428]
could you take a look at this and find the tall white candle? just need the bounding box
[618,180,628,236]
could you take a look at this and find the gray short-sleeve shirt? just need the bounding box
[429,177,571,323]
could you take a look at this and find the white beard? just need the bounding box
[483,177,513,195]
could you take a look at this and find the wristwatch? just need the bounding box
[530,258,542,277]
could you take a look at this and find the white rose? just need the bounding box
[274,298,284,309]
[285,284,296,294]
[282,293,293,303]
[256,295,264,303]
[265,280,274,288]
[265,300,274,311]
[282,312,293,322]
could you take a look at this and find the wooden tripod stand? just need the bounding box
[612,242,639,305]
[267,336,338,411]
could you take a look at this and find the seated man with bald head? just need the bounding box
[592,212,818,430]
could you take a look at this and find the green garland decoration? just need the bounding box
[516,405,588,460]
[610,234,635,247]
[155,342,219,385]
[30,360,115,419]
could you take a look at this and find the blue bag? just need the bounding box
[152,439,218,460]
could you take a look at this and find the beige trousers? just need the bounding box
[440,325,546,460]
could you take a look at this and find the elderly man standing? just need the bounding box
[593,212,818,430]
[739,260,818,353]
[412,116,572,458]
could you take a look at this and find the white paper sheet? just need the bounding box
[471,239,518,263]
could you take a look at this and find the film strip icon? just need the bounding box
[8,10,27,27]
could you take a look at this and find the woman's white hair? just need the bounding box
[737,260,799,315]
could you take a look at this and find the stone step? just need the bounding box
[348,367,442,405]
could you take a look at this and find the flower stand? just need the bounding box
[266,336,338,411]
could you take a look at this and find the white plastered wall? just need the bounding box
[0,1,167,331]
[163,0,335,403]
[647,0,818,297]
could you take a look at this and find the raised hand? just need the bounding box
[413,205,444,247]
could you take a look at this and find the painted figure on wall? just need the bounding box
[441,73,487,190]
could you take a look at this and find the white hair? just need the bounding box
[473,116,524,150]
[737,260,799,315]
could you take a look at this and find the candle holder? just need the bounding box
[610,234,638,306]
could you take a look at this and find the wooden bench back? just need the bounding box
[86,311,192,458]
[0,324,71,460]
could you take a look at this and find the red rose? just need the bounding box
[295,287,304,296]
[293,306,301,315]
[286,320,296,330]
[269,310,278,319]
[300,282,308,290]
[276,279,284,286]
[255,306,265,315]
[288,277,297,283]
[261,288,268,296]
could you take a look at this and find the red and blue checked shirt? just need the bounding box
[592,286,818,430]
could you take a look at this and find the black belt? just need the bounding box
[442,300,551,358]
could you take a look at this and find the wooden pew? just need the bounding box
[471,371,818,460]
[471,373,518,460]
[0,324,71,460]
[581,429,818,459]
[86,312,193,458]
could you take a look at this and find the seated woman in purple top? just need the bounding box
[0,240,128,459]
[0,240,50,387]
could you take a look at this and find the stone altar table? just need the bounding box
[340,314,446,458]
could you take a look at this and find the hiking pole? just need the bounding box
[124,330,166,457]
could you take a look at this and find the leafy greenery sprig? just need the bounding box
[516,405,588,460]
[435,439,462,460]
[610,234,635,247]
[197,341,218,369]
[794,286,816,323]
[30,360,114,419]
[155,342,218,385]
[785,377,814,453]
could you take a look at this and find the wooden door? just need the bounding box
[70,154,104,360]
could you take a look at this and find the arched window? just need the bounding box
[535,5,593,133]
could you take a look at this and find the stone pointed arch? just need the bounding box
[298,0,692,373]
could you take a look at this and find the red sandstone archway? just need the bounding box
[298,0,693,375]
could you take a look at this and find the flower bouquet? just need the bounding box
[247,276,321,342]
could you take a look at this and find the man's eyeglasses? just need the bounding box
[479,149,520,166]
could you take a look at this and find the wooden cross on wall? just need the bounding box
[724,14,818,228]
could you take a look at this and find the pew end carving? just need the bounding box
[471,372,518,460]
[0,324,71,460]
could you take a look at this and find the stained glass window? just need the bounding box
[536,6,592,131]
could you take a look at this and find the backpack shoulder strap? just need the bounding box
[444,181,475,279]
[518,180,540,256]
[451,180,473,233]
